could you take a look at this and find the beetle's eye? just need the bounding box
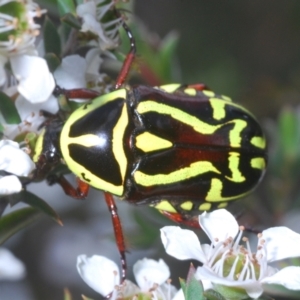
[46,152,60,164]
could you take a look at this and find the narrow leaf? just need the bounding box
[184,264,205,300]
[64,288,72,300]
[179,277,187,292]
[0,207,41,244]
[58,0,76,17]
[43,17,62,57]
[205,289,227,300]
[44,53,61,72]
[0,92,21,124]
[61,13,81,29]
[21,191,62,226]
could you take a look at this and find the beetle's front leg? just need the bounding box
[53,85,101,101]
[47,174,90,199]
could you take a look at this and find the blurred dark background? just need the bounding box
[2,1,300,299]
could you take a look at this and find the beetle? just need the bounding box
[32,19,267,282]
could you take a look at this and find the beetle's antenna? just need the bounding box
[114,10,136,89]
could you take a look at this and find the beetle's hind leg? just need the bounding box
[104,192,127,282]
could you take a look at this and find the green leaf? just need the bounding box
[64,288,72,300]
[43,17,62,57]
[0,207,42,244]
[179,277,187,291]
[44,53,61,72]
[81,295,94,300]
[205,289,227,300]
[278,107,298,158]
[61,13,81,29]
[0,92,21,124]
[157,31,180,81]
[21,191,62,226]
[57,0,76,16]
[182,264,205,300]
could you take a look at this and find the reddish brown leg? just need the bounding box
[53,86,100,100]
[48,175,90,199]
[160,210,201,228]
[187,83,210,91]
[104,192,127,282]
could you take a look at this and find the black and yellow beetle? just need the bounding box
[31,20,267,281]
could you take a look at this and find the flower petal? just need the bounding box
[196,266,264,299]
[160,226,206,262]
[261,266,300,290]
[199,209,239,245]
[15,94,59,121]
[77,255,120,296]
[54,55,87,91]
[77,2,97,18]
[0,140,35,176]
[172,288,184,300]
[0,175,22,195]
[262,226,300,262]
[0,55,7,86]
[10,55,55,103]
[0,248,26,280]
[133,258,170,291]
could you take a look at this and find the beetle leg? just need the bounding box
[159,210,201,228]
[186,83,210,91]
[104,192,127,282]
[47,175,89,199]
[53,86,101,100]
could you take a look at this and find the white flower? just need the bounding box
[0,175,22,195]
[1,53,106,140]
[76,0,121,50]
[0,0,55,103]
[0,247,26,280]
[161,209,300,299]
[77,255,180,300]
[10,54,55,103]
[0,139,35,195]
[77,255,120,296]
[0,139,35,176]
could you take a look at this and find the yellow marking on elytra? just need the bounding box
[134,161,221,186]
[64,134,106,147]
[137,101,220,134]
[210,98,226,120]
[251,157,266,170]
[229,120,247,147]
[112,103,128,183]
[137,101,247,147]
[33,128,45,162]
[153,201,177,213]
[199,203,212,211]
[202,90,215,97]
[217,202,228,208]
[225,152,245,182]
[157,84,181,93]
[184,88,196,96]
[205,178,247,202]
[135,132,173,152]
[60,89,127,196]
[221,95,232,102]
[251,136,266,149]
[180,201,193,211]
